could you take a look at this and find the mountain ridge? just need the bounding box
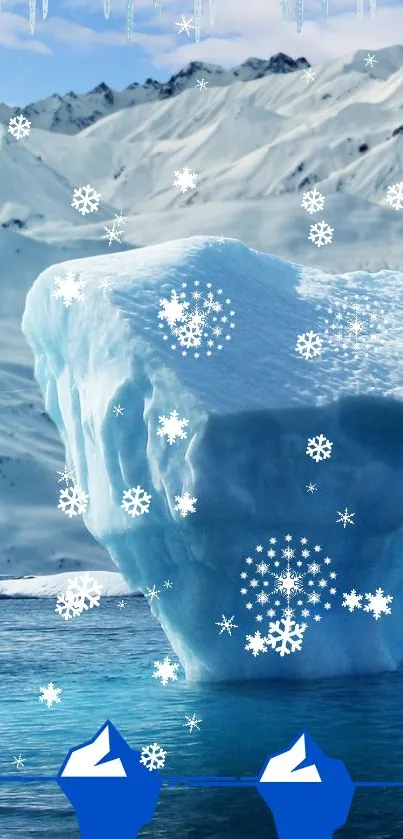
[0,53,309,135]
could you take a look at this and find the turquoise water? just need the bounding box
[0,597,403,838]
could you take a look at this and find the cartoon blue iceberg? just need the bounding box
[58,721,162,839]
[257,730,355,839]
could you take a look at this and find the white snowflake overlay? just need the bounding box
[39,682,62,708]
[240,535,337,656]
[295,330,323,360]
[121,486,152,517]
[158,280,236,358]
[72,184,101,216]
[173,167,198,193]
[315,294,388,360]
[58,484,89,518]
[55,573,103,621]
[306,434,333,463]
[342,587,393,619]
[140,743,167,771]
[52,271,84,307]
[102,212,126,246]
[308,220,333,248]
[301,188,324,214]
[153,656,179,685]
[8,114,31,140]
[385,181,403,211]
[174,491,197,517]
[157,411,189,444]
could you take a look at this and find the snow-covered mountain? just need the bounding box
[0,53,309,135]
[2,44,403,580]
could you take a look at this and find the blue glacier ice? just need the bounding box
[22,236,403,681]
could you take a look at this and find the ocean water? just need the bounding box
[0,597,403,838]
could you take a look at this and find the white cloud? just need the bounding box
[0,0,402,67]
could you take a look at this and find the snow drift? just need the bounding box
[21,236,403,680]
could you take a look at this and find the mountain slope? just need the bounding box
[0,53,309,136]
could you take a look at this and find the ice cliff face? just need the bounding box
[22,236,403,680]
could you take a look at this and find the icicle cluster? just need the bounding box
[281,0,376,28]
[6,0,377,38]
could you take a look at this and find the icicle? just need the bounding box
[208,0,215,25]
[29,0,36,33]
[194,0,202,41]
[42,0,48,19]
[321,0,328,16]
[356,0,363,16]
[104,0,111,18]
[154,0,162,17]
[296,0,303,32]
[126,0,134,39]
[369,0,376,15]
[281,0,290,20]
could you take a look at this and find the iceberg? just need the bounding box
[22,236,403,680]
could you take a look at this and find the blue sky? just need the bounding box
[0,0,402,104]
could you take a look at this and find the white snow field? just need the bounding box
[22,235,403,680]
[0,570,133,598]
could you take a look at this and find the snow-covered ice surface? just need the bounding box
[0,571,134,598]
[22,235,403,681]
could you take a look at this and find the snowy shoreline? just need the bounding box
[0,571,138,598]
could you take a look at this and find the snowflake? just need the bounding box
[308,220,333,247]
[57,467,75,484]
[295,330,323,360]
[302,68,316,83]
[315,294,388,360]
[113,404,124,416]
[364,588,393,620]
[102,213,126,246]
[239,536,337,631]
[140,743,167,771]
[301,188,324,214]
[55,573,102,620]
[52,270,84,307]
[99,278,114,294]
[245,631,267,656]
[158,290,189,327]
[153,656,179,685]
[39,682,62,708]
[216,614,238,635]
[121,486,152,517]
[71,184,101,216]
[306,483,317,493]
[12,755,25,768]
[173,167,198,193]
[163,580,173,589]
[175,14,194,34]
[342,589,363,612]
[336,508,355,528]
[117,600,125,608]
[184,714,202,732]
[58,484,89,518]
[266,616,307,656]
[386,181,403,211]
[158,280,235,358]
[8,114,31,139]
[174,491,197,517]
[306,434,333,463]
[364,53,377,67]
[146,585,160,601]
[196,78,209,90]
[158,411,189,444]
